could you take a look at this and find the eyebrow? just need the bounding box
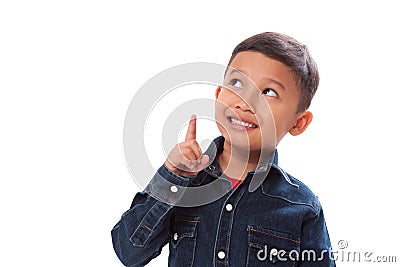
[227,69,286,91]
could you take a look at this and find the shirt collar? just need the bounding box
[203,136,298,189]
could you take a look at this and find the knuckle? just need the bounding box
[189,139,197,146]
[179,146,189,155]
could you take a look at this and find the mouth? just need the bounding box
[227,116,258,130]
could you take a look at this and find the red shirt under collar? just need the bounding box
[216,153,243,190]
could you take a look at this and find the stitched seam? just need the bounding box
[213,199,226,266]
[140,223,153,233]
[190,229,198,267]
[130,201,157,242]
[261,190,319,215]
[225,185,247,267]
[175,220,200,223]
[250,228,300,244]
[271,164,299,188]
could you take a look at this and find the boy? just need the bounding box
[112,32,335,266]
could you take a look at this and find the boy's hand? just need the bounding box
[165,115,210,177]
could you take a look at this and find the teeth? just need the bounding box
[229,117,257,128]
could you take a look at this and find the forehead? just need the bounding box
[228,51,297,90]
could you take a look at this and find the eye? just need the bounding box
[262,88,278,97]
[229,79,244,89]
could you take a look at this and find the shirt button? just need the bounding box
[217,251,225,259]
[170,185,178,193]
[225,203,233,211]
[173,233,179,241]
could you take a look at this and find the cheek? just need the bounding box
[215,101,226,119]
[214,101,228,133]
[272,109,297,137]
[218,89,237,103]
[215,92,234,114]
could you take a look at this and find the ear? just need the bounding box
[289,111,313,136]
[215,86,222,99]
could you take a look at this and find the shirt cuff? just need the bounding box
[144,164,191,206]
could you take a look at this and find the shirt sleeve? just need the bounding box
[298,200,336,266]
[111,164,191,267]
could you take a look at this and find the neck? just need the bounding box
[219,141,262,180]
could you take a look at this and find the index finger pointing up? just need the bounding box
[185,114,197,141]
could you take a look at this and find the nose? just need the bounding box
[234,94,256,113]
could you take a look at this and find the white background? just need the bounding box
[1,1,399,266]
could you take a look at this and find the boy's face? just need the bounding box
[215,51,310,153]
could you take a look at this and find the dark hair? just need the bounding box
[228,32,319,112]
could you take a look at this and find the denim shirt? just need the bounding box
[112,136,335,266]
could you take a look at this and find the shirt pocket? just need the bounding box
[168,215,200,267]
[246,225,300,267]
